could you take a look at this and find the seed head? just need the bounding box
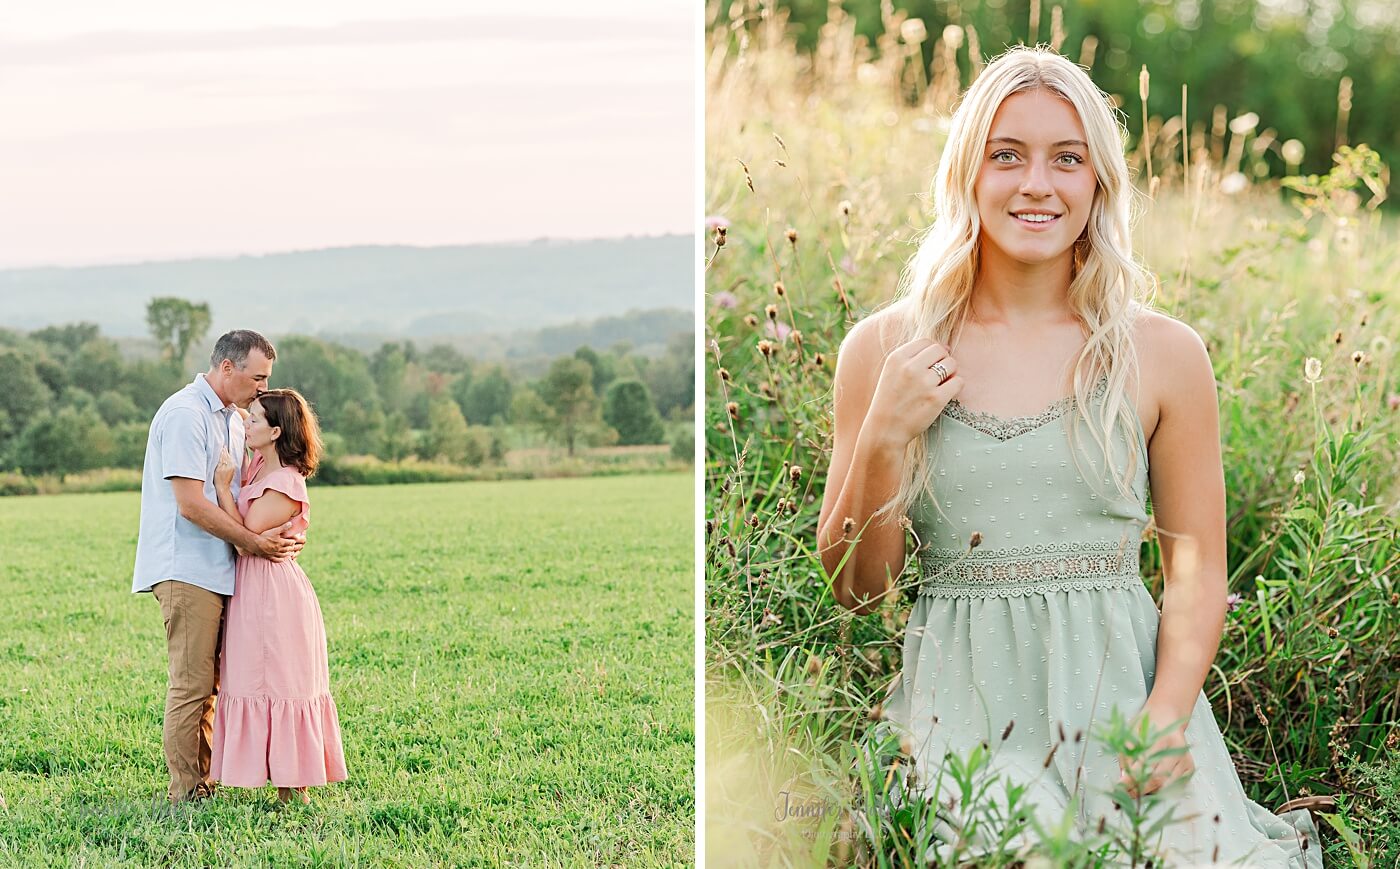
[1001,720,1014,741]
[1351,350,1365,366]
[867,703,885,721]
[1303,357,1322,384]
[726,401,739,420]
[838,199,852,217]
[1294,470,1306,486]
[1327,626,1339,638]
[814,352,825,366]
[806,654,822,676]
[718,367,731,382]
[789,465,803,483]
[758,382,775,398]
[765,304,778,320]
[841,516,855,536]
[1333,330,1344,345]
[969,531,983,550]
[744,314,759,328]
[773,280,785,297]
[757,339,774,358]
[785,227,798,245]
[713,228,726,248]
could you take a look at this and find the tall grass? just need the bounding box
[704,3,1399,864]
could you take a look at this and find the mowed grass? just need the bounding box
[0,473,694,867]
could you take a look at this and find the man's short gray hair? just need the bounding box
[210,330,277,369]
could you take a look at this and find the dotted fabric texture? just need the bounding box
[872,377,1322,866]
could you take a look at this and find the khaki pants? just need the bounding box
[152,580,225,802]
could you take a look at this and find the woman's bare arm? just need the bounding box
[816,315,964,614]
[1141,315,1229,723]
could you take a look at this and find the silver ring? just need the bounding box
[930,361,949,384]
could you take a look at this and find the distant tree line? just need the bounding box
[0,298,693,480]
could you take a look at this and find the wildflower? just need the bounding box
[1303,357,1322,384]
[789,465,803,484]
[1226,592,1243,613]
[705,214,730,231]
[1327,626,1339,639]
[1351,350,1365,366]
[743,314,759,328]
[841,516,855,536]
[839,255,856,275]
[772,280,785,297]
[969,531,983,550]
[838,199,852,217]
[713,291,738,309]
[764,320,791,341]
[718,367,731,382]
[813,352,825,366]
[1333,330,1344,345]
[785,227,798,245]
[726,402,739,421]
[1388,394,1400,411]
[1294,470,1306,486]
[756,340,774,358]
[765,303,778,320]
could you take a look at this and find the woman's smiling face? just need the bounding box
[973,87,1097,267]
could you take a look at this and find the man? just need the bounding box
[132,329,304,804]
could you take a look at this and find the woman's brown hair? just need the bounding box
[254,389,323,478]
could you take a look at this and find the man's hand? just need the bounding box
[286,531,307,560]
[250,521,300,562]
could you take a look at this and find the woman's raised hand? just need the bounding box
[214,448,237,490]
[863,339,964,449]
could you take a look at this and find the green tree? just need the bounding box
[538,357,602,456]
[424,398,471,464]
[378,411,415,462]
[370,342,410,415]
[462,367,513,425]
[0,349,54,445]
[8,406,113,480]
[338,400,385,455]
[603,380,665,445]
[146,297,212,372]
[574,345,616,396]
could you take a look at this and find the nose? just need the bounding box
[1019,158,1054,197]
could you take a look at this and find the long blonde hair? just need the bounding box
[883,45,1155,523]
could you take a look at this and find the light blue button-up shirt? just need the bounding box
[131,373,246,595]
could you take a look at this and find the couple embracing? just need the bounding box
[131,329,347,805]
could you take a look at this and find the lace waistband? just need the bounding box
[916,539,1142,599]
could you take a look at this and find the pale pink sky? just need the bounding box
[0,1,694,267]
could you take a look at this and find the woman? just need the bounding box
[816,46,1319,865]
[210,388,347,804]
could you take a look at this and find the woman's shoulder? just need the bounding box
[838,305,908,364]
[1131,306,1212,369]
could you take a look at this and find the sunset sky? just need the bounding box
[0,1,694,267]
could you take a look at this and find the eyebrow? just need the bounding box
[988,137,1088,148]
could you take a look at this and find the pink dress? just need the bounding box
[210,456,347,788]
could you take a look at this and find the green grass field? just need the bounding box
[0,473,695,867]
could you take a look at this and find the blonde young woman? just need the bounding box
[817,46,1319,865]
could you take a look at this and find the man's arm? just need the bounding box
[170,477,297,562]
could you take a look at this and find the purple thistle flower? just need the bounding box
[765,320,792,341]
[713,291,738,309]
[1226,592,1243,613]
[705,215,731,231]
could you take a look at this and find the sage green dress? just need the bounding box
[875,374,1321,867]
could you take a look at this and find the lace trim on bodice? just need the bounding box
[917,538,1141,599]
[942,373,1110,441]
